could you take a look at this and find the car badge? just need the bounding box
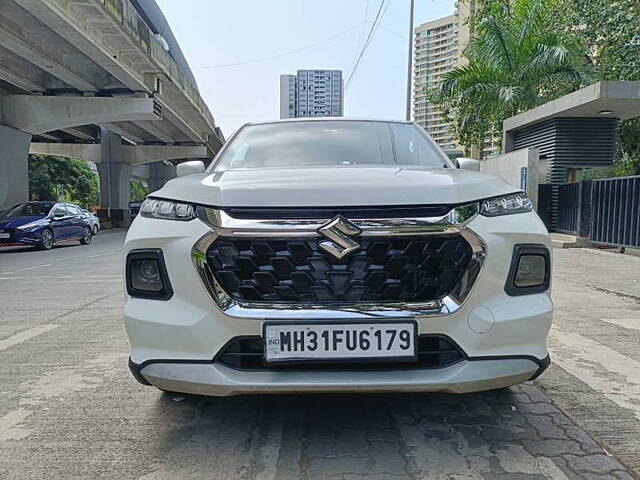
[318,215,361,259]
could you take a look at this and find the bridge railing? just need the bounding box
[99,0,216,131]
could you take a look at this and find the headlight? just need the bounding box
[480,193,533,217]
[17,222,40,231]
[140,198,195,221]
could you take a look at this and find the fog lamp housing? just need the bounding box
[505,244,550,296]
[126,249,173,300]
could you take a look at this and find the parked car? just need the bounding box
[0,201,93,249]
[124,118,552,396]
[81,209,100,235]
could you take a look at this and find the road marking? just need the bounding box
[601,318,640,331]
[1,352,121,444]
[0,324,59,352]
[549,328,640,421]
[14,263,51,272]
[0,408,32,442]
[0,275,121,281]
[87,251,115,258]
[0,277,121,283]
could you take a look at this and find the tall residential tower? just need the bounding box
[279,69,343,119]
[413,2,474,157]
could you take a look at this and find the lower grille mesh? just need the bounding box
[215,335,466,371]
[205,235,472,304]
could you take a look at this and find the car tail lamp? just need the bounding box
[505,244,550,296]
[126,249,173,300]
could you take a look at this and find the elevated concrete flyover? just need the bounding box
[0,0,225,222]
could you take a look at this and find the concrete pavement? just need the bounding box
[540,248,640,476]
[0,231,638,479]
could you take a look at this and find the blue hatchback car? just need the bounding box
[0,201,93,250]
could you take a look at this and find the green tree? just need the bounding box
[129,179,149,202]
[569,0,640,175]
[428,0,591,157]
[28,155,99,208]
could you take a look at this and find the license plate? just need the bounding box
[263,321,417,363]
[0,233,10,239]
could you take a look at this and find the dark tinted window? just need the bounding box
[3,203,54,217]
[214,121,447,170]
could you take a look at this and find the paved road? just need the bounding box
[1,231,638,479]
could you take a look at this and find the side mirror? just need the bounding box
[53,211,65,219]
[456,158,481,171]
[177,160,205,177]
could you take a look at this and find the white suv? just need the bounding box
[124,119,552,396]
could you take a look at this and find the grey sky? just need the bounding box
[156,0,457,137]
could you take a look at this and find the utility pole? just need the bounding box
[405,0,415,121]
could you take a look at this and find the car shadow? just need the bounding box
[0,243,80,254]
[0,246,35,254]
[141,386,561,477]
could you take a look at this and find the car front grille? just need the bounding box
[205,235,473,304]
[215,335,466,371]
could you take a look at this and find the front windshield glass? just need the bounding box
[3,202,54,218]
[213,120,448,171]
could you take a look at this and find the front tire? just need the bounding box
[38,229,54,250]
[80,226,92,245]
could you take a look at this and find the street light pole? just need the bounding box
[405,0,415,121]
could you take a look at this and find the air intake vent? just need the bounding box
[216,335,466,370]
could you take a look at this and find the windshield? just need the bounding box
[213,120,449,171]
[2,202,54,218]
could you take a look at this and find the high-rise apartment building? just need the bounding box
[413,2,474,157]
[279,69,343,119]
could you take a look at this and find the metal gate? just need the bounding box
[591,176,640,248]
[556,182,581,234]
[537,184,553,231]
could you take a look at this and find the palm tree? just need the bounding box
[430,0,591,156]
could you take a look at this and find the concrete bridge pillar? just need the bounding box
[97,127,131,226]
[147,161,177,193]
[0,124,32,210]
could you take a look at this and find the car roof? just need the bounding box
[243,117,415,127]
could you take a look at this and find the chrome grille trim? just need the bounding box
[192,205,486,319]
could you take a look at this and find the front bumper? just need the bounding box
[130,355,550,396]
[0,229,41,246]
[124,210,553,395]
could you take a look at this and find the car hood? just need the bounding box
[152,166,520,207]
[0,215,45,229]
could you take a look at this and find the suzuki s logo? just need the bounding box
[318,215,361,259]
